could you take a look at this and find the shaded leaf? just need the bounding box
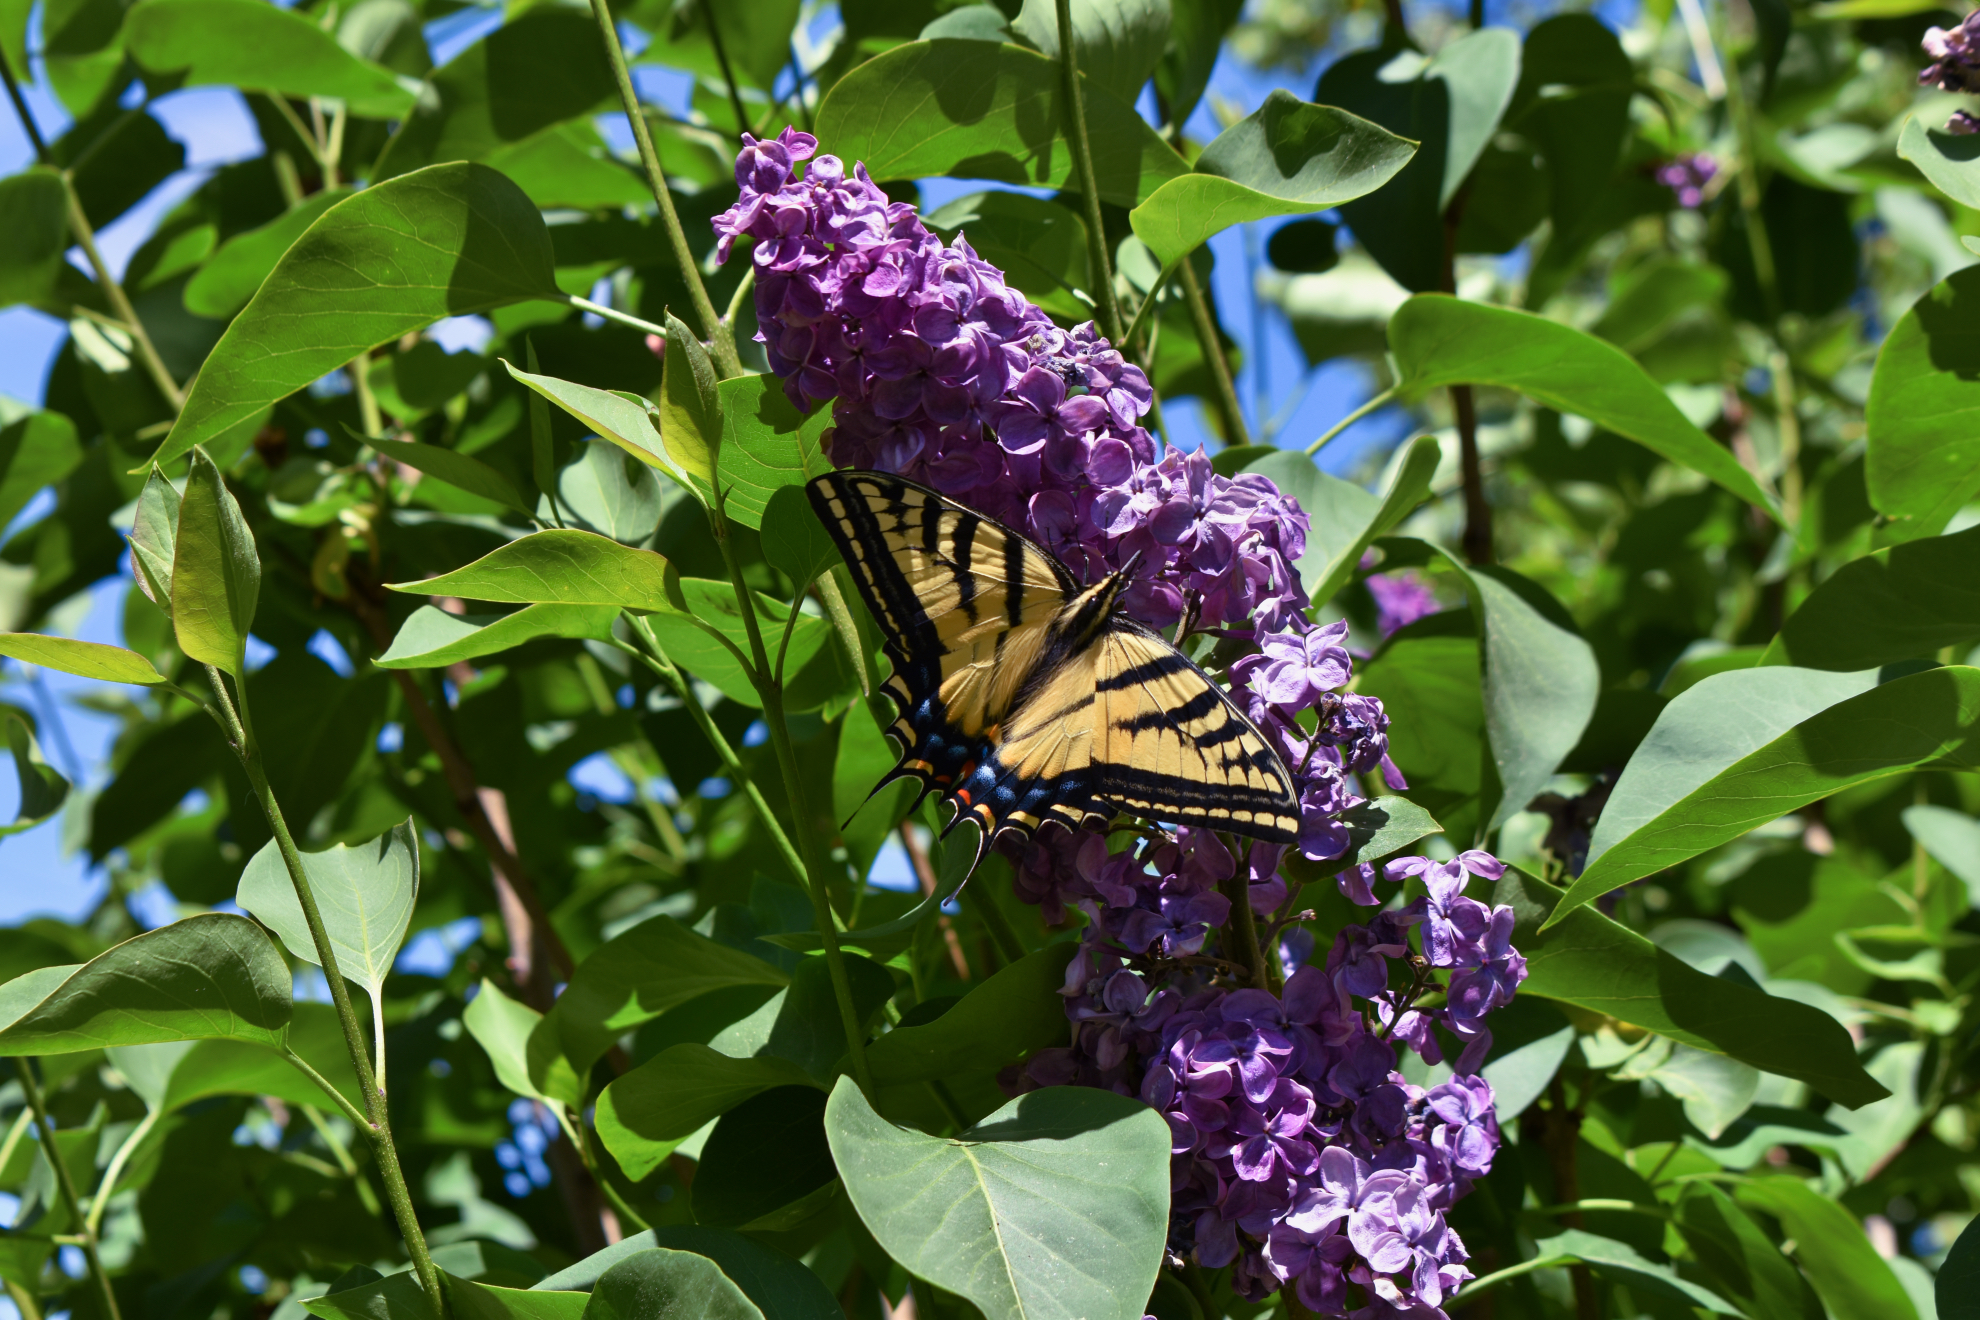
[595,1045,817,1180]
[867,945,1076,1086]
[926,191,1091,322]
[715,373,832,530]
[1497,868,1888,1107]
[827,1079,1170,1320]
[692,1086,837,1230]
[534,1227,836,1320]
[0,914,291,1055]
[0,168,68,308]
[1522,1229,1737,1313]
[182,188,353,319]
[660,311,720,498]
[1252,438,1439,605]
[1867,266,1980,538]
[1906,804,1980,902]
[1774,524,1980,669]
[583,1249,762,1320]
[0,709,68,838]
[1735,1175,1920,1320]
[760,485,838,591]
[1012,0,1169,103]
[1899,113,1980,209]
[371,438,528,514]
[1130,92,1415,266]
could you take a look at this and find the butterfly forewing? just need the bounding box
[808,470,1300,861]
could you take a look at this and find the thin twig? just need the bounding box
[1175,245,1251,446]
[1306,386,1397,456]
[18,1058,125,1320]
[586,0,741,377]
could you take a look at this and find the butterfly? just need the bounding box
[807,470,1301,865]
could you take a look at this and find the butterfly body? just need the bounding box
[809,470,1301,863]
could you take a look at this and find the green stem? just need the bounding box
[283,1044,373,1132]
[0,48,187,417]
[299,1103,385,1218]
[1306,386,1396,456]
[562,293,670,341]
[617,620,808,889]
[84,1107,159,1236]
[711,505,877,1100]
[18,1058,124,1320]
[699,0,752,138]
[205,665,446,1314]
[1219,863,1267,990]
[586,0,742,378]
[1054,0,1124,345]
[1175,253,1251,446]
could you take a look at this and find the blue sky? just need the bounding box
[0,0,1544,925]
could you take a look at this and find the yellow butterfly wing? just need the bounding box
[807,471,1073,807]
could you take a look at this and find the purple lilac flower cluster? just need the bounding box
[712,128,1308,633]
[1921,11,1980,132]
[1009,831,1523,1316]
[714,127,1527,1317]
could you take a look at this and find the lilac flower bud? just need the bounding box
[1923,11,1980,92]
[1654,152,1718,209]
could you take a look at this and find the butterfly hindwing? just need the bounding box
[809,470,1300,860]
[1091,627,1301,842]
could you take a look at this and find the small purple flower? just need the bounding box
[1924,11,1980,92]
[1654,152,1718,208]
[1367,569,1440,636]
[1951,109,1980,134]
[1424,1075,1500,1180]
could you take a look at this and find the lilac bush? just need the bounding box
[716,128,1526,1318]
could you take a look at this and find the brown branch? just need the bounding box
[899,824,971,981]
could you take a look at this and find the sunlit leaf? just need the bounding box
[0,168,68,308]
[237,820,419,1000]
[1866,265,1980,539]
[0,634,166,685]
[127,0,417,117]
[827,1080,1171,1320]
[170,446,261,676]
[159,165,561,465]
[1130,93,1415,266]
[583,1249,762,1320]
[389,529,674,612]
[375,604,621,669]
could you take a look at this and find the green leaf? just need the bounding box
[1496,868,1889,1107]
[1521,1230,1737,1313]
[0,408,81,541]
[0,634,166,685]
[370,438,528,514]
[1252,438,1439,604]
[583,1249,762,1320]
[1774,524,1980,669]
[1317,28,1521,291]
[814,40,1187,209]
[1735,1175,1920,1320]
[716,374,832,530]
[1011,0,1169,103]
[534,1228,837,1320]
[1389,295,1781,516]
[867,945,1076,1087]
[1940,1215,1980,1320]
[149,1004,361,1113]
[692,1086,838,1230]
[642,579,830,708]
[302,1271,437,1320]
[1898,113,1980,209]
[926,191,1091,322]
[707,952,898,1084]
[171,446,262,676]
[1129,92,1415,266]
[548,915,789,1078]
[0,709,68,838]
[463,979,551,1103]
[760,486,838,591]
[160,164,560,465]
[1510,16,1635,251]
[126,0,416,117]
[503,360,679,481]
[127,464,181,609]
[1866,266,1980,538]
[828,1079,1171,1320]
[1285,796,1440,880]
[595,1045,817,1180]
[660,311,720,498]
[373,10,614,180]
[1558,666,1980,921]
[236,820,419,1000]
[0,168,68,307]
[181,188,353,320]
[1154,0,1244,130]
[1676,1183,1823,1320]
[389,529,674,612]
[1465,565,1601,829]
[1905,804,1980,902]
[375,604,621,669]
[448,1277,585,1320]
[0,914,292,1055]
